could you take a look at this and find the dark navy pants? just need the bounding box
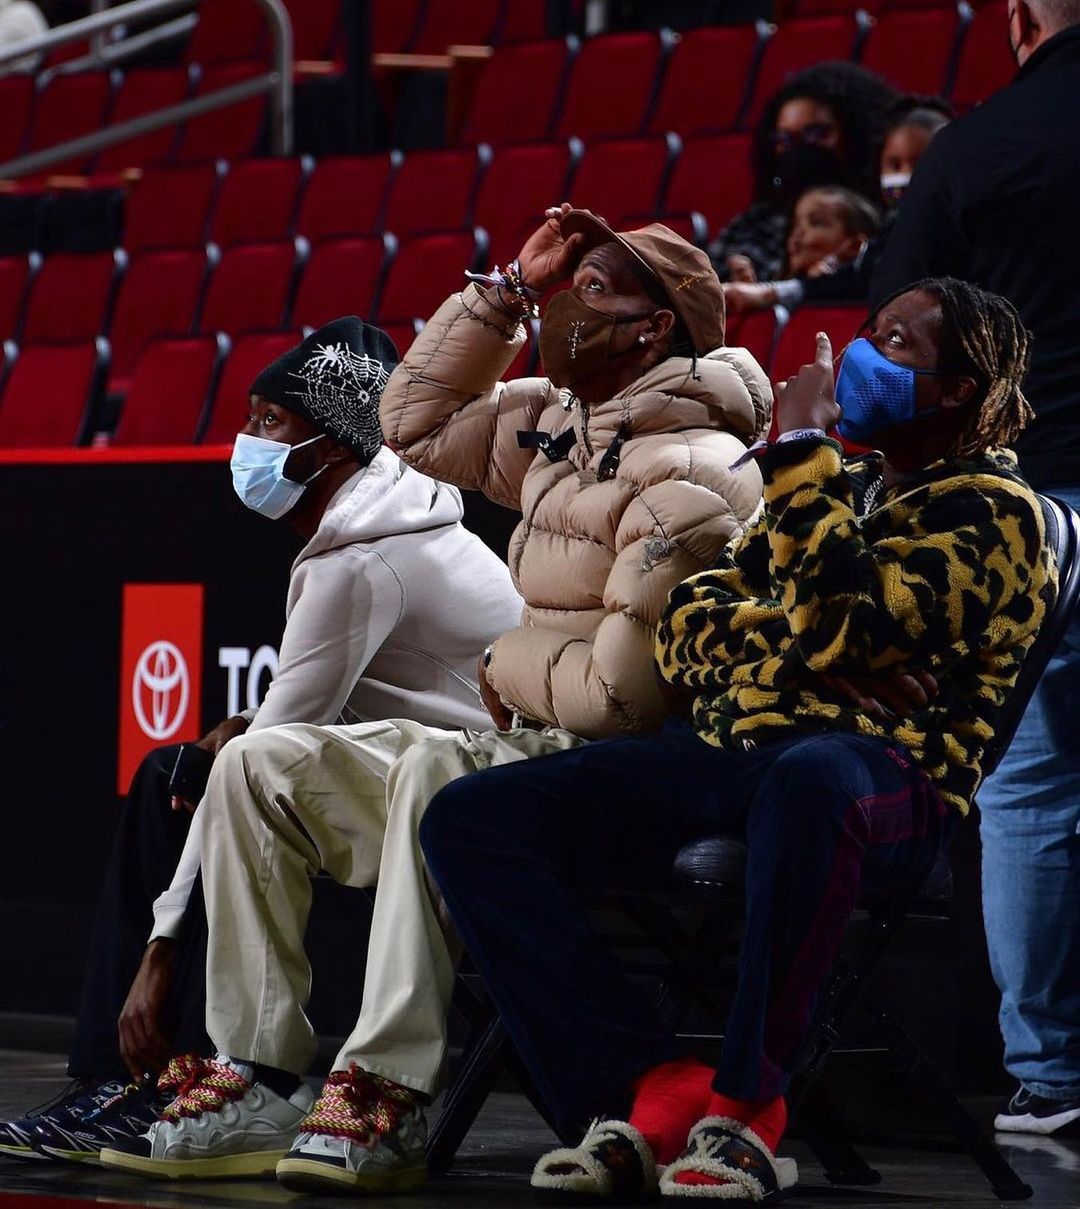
[421,725,949,1132]
[68,744,211,1079]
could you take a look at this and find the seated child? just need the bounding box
[724,185,879,314]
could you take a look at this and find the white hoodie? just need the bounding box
[150,448,522,939]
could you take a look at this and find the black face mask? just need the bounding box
[769,142,845,206]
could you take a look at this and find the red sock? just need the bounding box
[674,1093,787,1189]
[627,1057,715,1165]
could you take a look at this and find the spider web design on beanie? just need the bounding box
[286,341,388,458]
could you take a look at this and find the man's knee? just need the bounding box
[419,776,481,867]
[205,727,301,815]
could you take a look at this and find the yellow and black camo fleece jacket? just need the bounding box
[656,437,1058,815]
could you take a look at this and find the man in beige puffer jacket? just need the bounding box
[116,207,772,1194]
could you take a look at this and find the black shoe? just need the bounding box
[995,1086,1080,1136]
[0,1077,125,1163]
[32,1078,169,1165]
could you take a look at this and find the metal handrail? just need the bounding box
[0,0,293,178]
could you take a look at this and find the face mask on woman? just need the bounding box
[770,142,845,207]
[230,432,328,519]
[538,290,653,390]
[835,338,944,443]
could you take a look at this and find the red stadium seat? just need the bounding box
[499,0,548,44]
[94,69,191,172]
[569,135,675,230]
[0,340,106,447]
[108,247,211,393]
[0,254,37,343]
[770,304,863,384]
[952,1,1016,111]
[283,0,343,61]
[124,163,222,253]
[744,17,860,126]
[379,320,420,361]
[861,7,960,96]
[663,133,755,238]
[209,157,309,249]
[726,309,780,372]
[173,63,266,163]
[553,32,667,140]
[183,0,268,64]
[291,235,393,329]
[648,24,761,136]
[199,239,303,335]
[458,38,573,146]
[473,140,579,265]
[382,147,485,238]
[25,72,113,175]
[371,0,423,54]
[295,154,395,242]
[411,0,503,53]
[22,250,123,345]
[0,76,34,164]
[113,334,225,445]
[202,329,298,443]
[376,231,482,323]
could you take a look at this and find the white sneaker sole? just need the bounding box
[994,1105,1080,1135]
[100,1145,287,1179]
[276,1155,427,1194]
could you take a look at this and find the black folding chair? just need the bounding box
[428,495,1080,1201]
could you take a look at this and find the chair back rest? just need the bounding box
[981,494,1080,777]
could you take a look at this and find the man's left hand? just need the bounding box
[775,332,841,435]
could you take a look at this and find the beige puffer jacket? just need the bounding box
[380,284,771,739]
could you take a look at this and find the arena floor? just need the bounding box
[0,1049,1077,1208]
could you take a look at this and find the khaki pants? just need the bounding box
[202,718,583,1093]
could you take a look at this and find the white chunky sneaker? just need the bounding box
[276,1064,427,1194]
[98,1053,313,1179]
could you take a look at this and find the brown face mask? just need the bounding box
[538,290,653,390]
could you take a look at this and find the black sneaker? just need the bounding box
[32,1078,168,1165]
[0,1077,125,1162]
[995,1086,1080,1136]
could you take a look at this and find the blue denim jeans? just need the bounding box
[422,725,947,1131]
[978,483,1080,1100]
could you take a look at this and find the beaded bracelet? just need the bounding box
[465,258,541,318]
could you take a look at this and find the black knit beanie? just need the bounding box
[250,317,400,463]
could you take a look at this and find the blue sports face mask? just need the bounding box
[835,338,942,443]
[230,432,328,520]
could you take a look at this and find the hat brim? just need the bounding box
[559,210,664,292]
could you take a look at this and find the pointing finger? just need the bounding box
[814,331,833,371]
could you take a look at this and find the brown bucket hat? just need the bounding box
[559,209,726,355]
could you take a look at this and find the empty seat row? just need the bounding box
[371,0,549,55]
[0,229,487,396]
[0,309,545,449]
[457,3,1012,147]
[109,137,750,259]
[0,64,267,175]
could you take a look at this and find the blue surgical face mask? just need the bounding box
[835,337,942,443]
[230,432,328,519]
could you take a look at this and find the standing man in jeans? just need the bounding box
[873,0,1080,1136]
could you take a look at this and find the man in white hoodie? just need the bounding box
[0,317,522,1165]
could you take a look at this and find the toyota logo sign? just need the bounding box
[118,584,203,792]
[132,640,190,741]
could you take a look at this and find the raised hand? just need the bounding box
[516,202,587,293]
[774,331,841,434]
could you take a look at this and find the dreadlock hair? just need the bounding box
[752,61,899,204]
[875,276,1034,457]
